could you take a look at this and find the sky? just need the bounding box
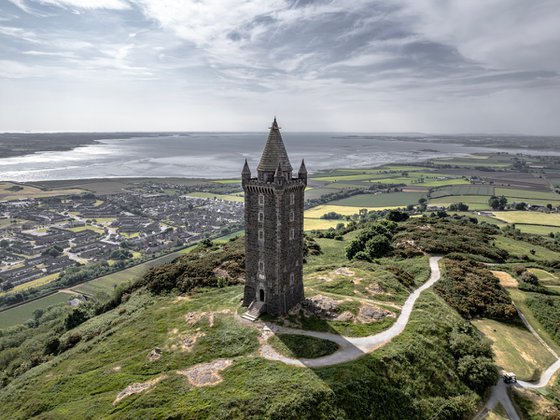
[0,0,559,134]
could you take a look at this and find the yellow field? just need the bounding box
[0,273,60,297]
[473,319,556,381]
[492,211,560,226]
[304,204,401,219]
[0,182,86,201]
[187,192,244,202]
[120,231,140,238]
[304,218,346,231]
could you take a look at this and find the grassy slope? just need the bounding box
[0,288,482,419]
[472,319,555,381]
[493,236,560,261]
[0,292,72,329]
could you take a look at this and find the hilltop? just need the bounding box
[2,215,559,418]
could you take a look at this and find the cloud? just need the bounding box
[39,0,131,10]
[0,0,559,133]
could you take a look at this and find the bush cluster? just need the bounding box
[393,218,508,262]
[435,259,517,321]
[345,220,398,261]
[138,238,245,294]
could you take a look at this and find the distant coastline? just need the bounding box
[1,132,559,182]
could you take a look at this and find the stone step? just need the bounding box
[241,312,258,322]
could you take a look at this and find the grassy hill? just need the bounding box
[4,216,560,419]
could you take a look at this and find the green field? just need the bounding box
[507,288,560,355]
[515,224,560,235]
[0,292,72,329]
[495,188,560,201]
[187,192,244,202]
[492,212,560,227]
[71,247,198,297]
[493,236,560,261]
[330,191,426,207]
[431,184,495,198]
[428,195,491,210]
[446,212,506,226]
[473,319,556,381]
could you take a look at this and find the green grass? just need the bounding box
[267,334,340,358]
[0,292,72,329]
[507,288,560,355]
[495,188,560,201]
[446,212,506,226]
[492,211,560,227]
[187,192,244,202]
[330,191,426,207]
[515,224,560,235]
[493,236,560,262]
[0,287,486,419]
[528,268,559,286]
[431,184,495,197]
[473,319,556,381]
[428,195,492,210]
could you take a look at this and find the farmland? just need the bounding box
[492,211,560,226]
[304,204,397,219]
[0,292,73,329]
[187,192,244,202]
[0,182,86,201]
[330,191,427,207]
[303,218,346,231]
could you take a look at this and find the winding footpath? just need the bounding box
[257,255,560,419]
[260,256,442,367]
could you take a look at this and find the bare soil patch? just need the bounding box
[113,375,165,405]
[491,271,518,288]
[177,359,233,387]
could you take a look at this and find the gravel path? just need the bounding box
[260,256,442,367]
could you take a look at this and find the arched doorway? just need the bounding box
[259,289,265,302]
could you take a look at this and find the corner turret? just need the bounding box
[298,159,307,186]
[241,159,251,185]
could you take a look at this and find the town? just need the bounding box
[0,183,243,293]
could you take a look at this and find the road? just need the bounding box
[260,256,442,367]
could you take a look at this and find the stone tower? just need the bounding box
[241,118,306,317]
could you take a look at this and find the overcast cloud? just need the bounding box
[0,0,559,134]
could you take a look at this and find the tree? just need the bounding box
[448,202,469,211]
[513,202,527,210]
[64,309,88,330]
[42,246,63,258]
[0,239,9,249]
[457,355,497,393]
[386,210,409,222]
[488,195,507,210]
[365,235,392,258]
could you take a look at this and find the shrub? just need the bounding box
[435,259,517,321]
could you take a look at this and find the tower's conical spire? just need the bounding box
[242,158,251,175]
[257,117,292,173]
[298,159,307,175]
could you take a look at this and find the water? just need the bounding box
[0,132,539,182]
